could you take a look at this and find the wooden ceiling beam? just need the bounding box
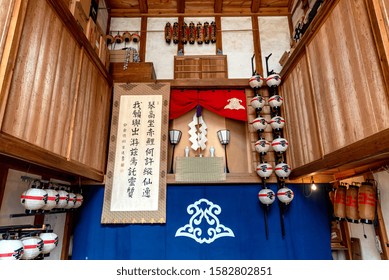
[109,7,289,17]
[177,0,185,13]
[251,0,261,13]
[139,0,148,13]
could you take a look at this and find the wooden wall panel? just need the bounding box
[0,0,27,127]
[307,0,389,155]
[366,0,389,92]
[2,0,81,157]
[0,0,15,62]
[70,52,111,172]
[380,0,389,36]
[281,53,322,169]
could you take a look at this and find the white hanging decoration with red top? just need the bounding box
[188,106,208,154]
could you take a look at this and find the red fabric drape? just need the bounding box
[169,89,247,121]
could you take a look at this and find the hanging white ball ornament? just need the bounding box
[20,186,48,213]
[254,139,270,154]
[250,96,266,109]
[268,95,283,108]
[252,117,267,131]
[269,116,285,130]
[20,236,44,260]
[39,232,59,256]
[266,73,282,87]
[272,137,289,153]
[249,74,264,88]
[256,162,273,179]
[258,188,276,205]
[0,239,24,260]
[73,193,84,209]
[274,162,292,179]
[277,187,294,204]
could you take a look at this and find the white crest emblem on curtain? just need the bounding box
[175,198,235,244]
[224,98,245,110]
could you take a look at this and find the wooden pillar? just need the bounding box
[178,16,184,54]
[0,163,8,209]
[139,16,147,63]
[339,220,353,259]
[365,172,389,260]
[251,15,263,76]
[215,16,222,55]
[61,212,74,260]
[376,202,389,259]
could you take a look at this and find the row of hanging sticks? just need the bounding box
[165,21,217,44]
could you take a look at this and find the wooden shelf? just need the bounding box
[110,62,156,82]
[174,55,228,79]
[166,172,333,185]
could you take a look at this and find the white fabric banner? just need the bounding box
[110,95,162,212]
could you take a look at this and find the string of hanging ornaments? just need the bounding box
[17,176,84,217]
[165,21,216,45]
[104,31,141,51]
[327,178,381,244]
[249,53,293,240]
[0,224,59,260]
[330,179,378,228]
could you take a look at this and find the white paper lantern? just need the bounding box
[249,74,264,88]
[268,95,283,108]
[41,188,59,212]
[271,137,289,153]
[258,188,276,205]
[277,187,294,204]
[73,193,84,209]
[0,239,24,260]
[20,236,43,260]
[64,192,77,209]
[256,162,273,179]
[132,33,140,43]
[39,232,58,255]
[254,139,270,154]
[252,117,267,131]
[250,96,265,109]
[266,73,282,87]
[56,189,69,209]
[275,163,292,179]
[20,187,48,213]
[269,116,285,130]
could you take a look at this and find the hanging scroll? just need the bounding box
[101,83,170,224]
